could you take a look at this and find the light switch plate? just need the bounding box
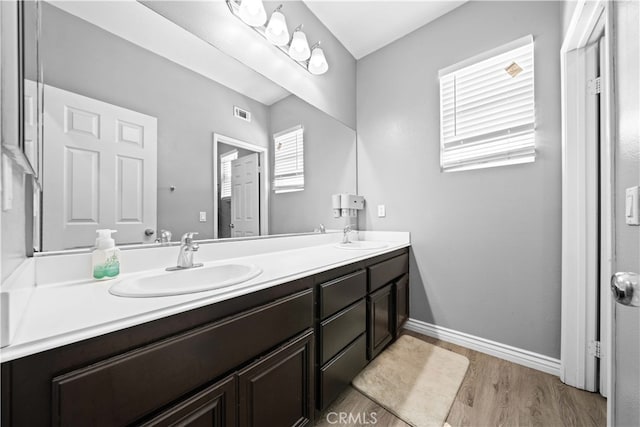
[377,204,386,218]
[625,186,639,225]
[199,211,207,222]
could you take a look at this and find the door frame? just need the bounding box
[560,0,614,422]
[212,133,269,239]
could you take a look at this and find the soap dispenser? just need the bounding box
[92,229,121,280]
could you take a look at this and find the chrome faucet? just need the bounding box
[342,225,352,244]
[156,229,172,245]
[166,232,203,271]
[319,224,326,234]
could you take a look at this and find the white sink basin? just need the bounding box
[109,263,262,297]
[334,241,389,250]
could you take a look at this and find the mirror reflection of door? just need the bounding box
[230,153,260,237]
[42,85,158,251]
[217,143,261,239]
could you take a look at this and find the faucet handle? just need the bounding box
[181,232,199,244]
[343,224,352,233]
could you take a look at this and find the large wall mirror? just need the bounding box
[24,1,356,252]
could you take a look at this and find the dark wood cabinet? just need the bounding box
[366,252,409,359]
[367,283,394,360]
[140,375,236,427]
[395,274,409,336]
[318,334,367,411]
[49,290,313,427]
[238,330,314,427]
[1,248,409,427]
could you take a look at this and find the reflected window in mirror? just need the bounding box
[273,125,304,194]
[220,150,238,199]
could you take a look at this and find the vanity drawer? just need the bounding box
[318,334,367,411]
[51,289,313,427]
[368,253,409,292]
[320,299,366,364]
[319,269,367,319]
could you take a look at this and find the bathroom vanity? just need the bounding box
[0,237,409,426]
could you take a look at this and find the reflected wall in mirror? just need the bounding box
[28,1,356,252]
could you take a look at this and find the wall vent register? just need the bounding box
[273,125,304,193]
[439,35,535,172]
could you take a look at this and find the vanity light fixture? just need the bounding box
[238,0,267,27]
[265,5,289,46]
[288,25,311,61]
[308,42,329,75]
[227,0,329,75]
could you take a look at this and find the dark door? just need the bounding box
[368,283,394,360]
[237,330,314,427]
[395,275,409,336]
[140,376,236,427]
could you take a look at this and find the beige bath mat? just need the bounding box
[352,335,469,427]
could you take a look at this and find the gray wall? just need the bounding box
[356,1,563,358]
[270,95,356,234]
[39,3,270,242]
[612,1,640,424]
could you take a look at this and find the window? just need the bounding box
[439,35,535,172]
[220,149,238,198]
[273,125,304,193]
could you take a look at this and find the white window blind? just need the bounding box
[220,150,238,198]
[273,125,304,193]
[439,35,535,172]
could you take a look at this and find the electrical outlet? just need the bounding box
[199,211,207,222]
[377,205,386,218]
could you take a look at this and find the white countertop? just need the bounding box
[1,232,409,362]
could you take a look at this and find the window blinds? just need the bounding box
[439,35,535,172]
[220,150,237,199]
[273,125,304,193]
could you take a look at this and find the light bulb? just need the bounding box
[288,29,310,61]
[238,0,266,27]
[308,45,328,75]
[265,10,289,46]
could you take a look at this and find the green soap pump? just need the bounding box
[92,229,121,280]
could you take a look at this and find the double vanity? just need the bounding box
[1,232,410,426]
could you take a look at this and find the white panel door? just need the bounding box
[230,153,259,237]
[42,84,157,250]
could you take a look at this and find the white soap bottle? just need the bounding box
[92,229,121,280]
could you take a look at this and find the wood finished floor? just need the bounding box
[315,331,606,427]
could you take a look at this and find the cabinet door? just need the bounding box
[140,376,236,427]
[368,283,394,360]
[395,274,409,336]
[238,330,314,427]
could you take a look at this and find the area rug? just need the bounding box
[352,335,469,427]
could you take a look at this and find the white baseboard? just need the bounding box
[404,318,561,376]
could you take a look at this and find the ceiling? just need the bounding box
[303,1,468,59]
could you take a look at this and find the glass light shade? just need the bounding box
[288,30,311,61]
[238,0,267,27]
[265,11,289,46]
[308,46,328,75]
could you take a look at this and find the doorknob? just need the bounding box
[611,272,640,307]
[144,228,155,236]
